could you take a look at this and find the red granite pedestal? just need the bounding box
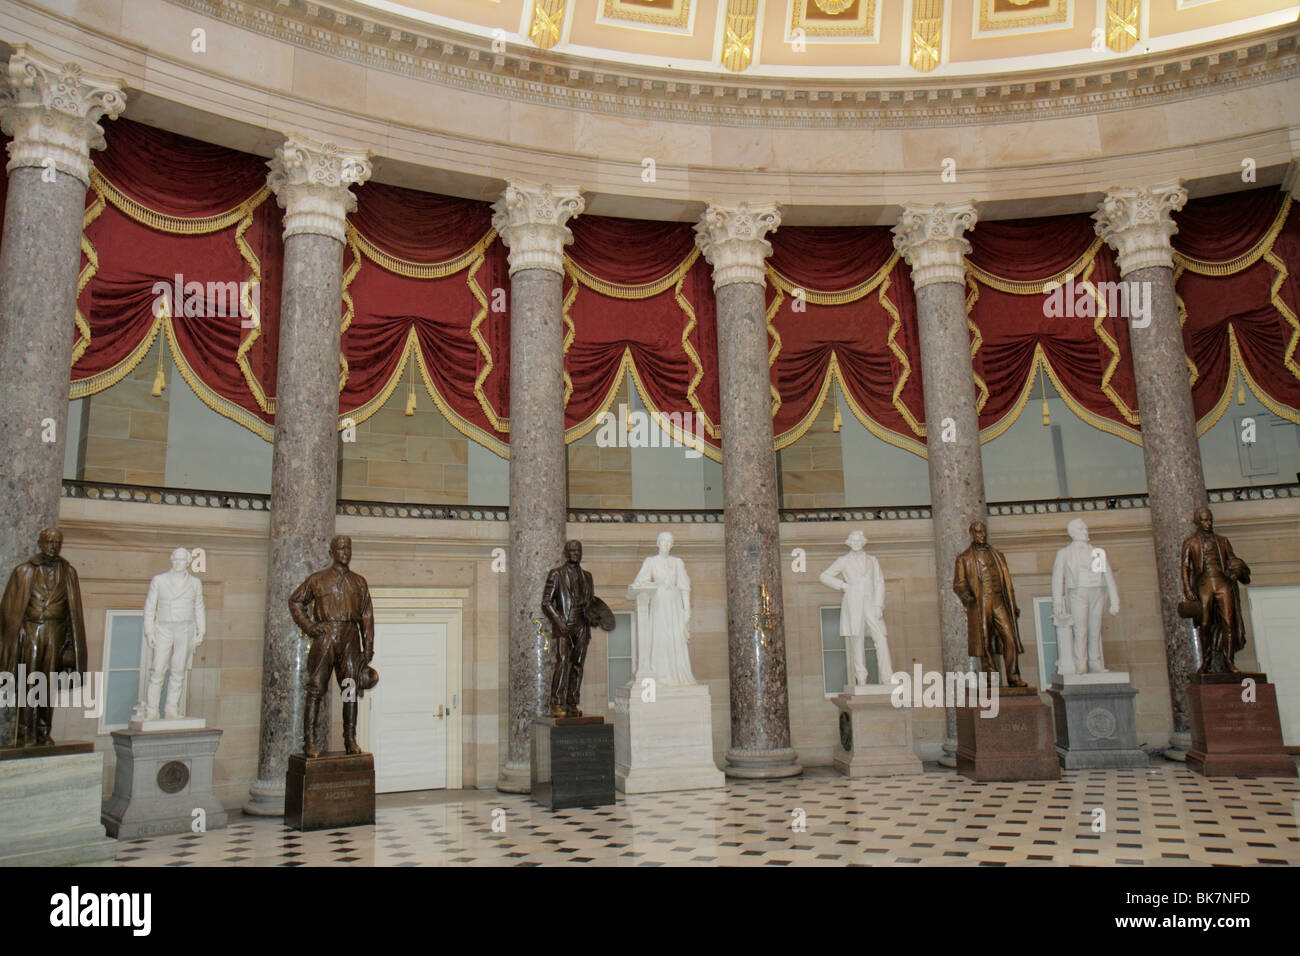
[1186,674,1297,778]
[956,687,1060,782]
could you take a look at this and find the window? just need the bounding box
[1030,596,1059,687]
[606,611,635,706]
[99,610,164,733]
[820,606,878,695]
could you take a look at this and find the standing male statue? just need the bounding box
[139,547,206,720]
[1180,507,1251,675]
[1050,519,1120,676]
[0,528,89,747]
[289,535,376,757]
[542,540,612,718]
[953,521,1028,688]
[819,530,892,685]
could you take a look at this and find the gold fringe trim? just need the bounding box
[339,326,418,428]
[766,253,898,305]
[964,276,990,413]
[626,360,721,463]
[766,288,783,420]
[566,247,699,300]
[411,334,509,457]
[466,252,508,434]
[71,188,106,367]
[91,169,270,235]
[967,239,1104,294]
[233,194,272,413]
[565,350,635,446]
[1174,194,1292,276]
[68,315,164,399]
[879,267,925,438]
[561,277,578,410]
[675,258,720,440]
[347,224,497,279]
[1077,256,1139,425]
[1263,246,1300,385]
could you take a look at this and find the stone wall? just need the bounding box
[51,493,1299,807]
[80,340,170,486]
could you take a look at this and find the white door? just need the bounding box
[370,619,448,792]
[1247,585,1300,746]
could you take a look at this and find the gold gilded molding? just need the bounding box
[722,0,758,72]
[528,0,566,50]
[1107,0,1140,53]
[600,0,691,30]
[910,0,944,73]
[977,0,1069,34]
[790,0,879,40]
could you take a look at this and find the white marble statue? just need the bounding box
[819,530,893,686]
[139,547,207,720]
[627,532,696,686]
[1051,518,1120,675]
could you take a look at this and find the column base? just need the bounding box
[243,777,287,817]
[496,760,532,794]
[939,736,958,768]
[724,747,802,779]
[1164,730,1191,762]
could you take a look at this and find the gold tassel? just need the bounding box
[1039,366,1050,426]
[151,336,167,397]
[1237,377,1246,405]
[404,360,417,416]
[832,403,842,433]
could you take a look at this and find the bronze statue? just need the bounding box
[1180,506,1251,675]
[289,535,376,757]
[542,540,613,718]
[953,520,1028,688]
[0,528,89,747]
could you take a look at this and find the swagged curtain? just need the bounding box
[39,118,1300,458]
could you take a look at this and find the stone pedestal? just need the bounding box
[285,752,376,831]
[102,729,227,839]
[1186,674,1297,778]
[129,716,207,732]
[614,683,724,793]
[832,686,924,777]
[0,745,117,865]
[531,716,615,810]
[956,688,1060,782]
[1048,672,1149,769]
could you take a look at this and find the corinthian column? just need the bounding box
[492,181,584,793]
[245,135,371,815]
[0,45,124,576]
[1093,183,1205,758]
[695,202,801,779]
[892,202,984,766]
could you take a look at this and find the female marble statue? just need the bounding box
[627,532,696,686]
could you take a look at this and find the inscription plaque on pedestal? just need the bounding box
[285,752,376,831]
[956,687,1060,782]
[1187,673,1297,778]
[1047,673,1149,769]
[531,716,615,810]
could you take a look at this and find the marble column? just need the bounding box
[0,46,124,577]
[695,202,801,779]
[1094,183,1206,758]
[892,202,985,767]
[493,181,584,793]
[245,136,371,815]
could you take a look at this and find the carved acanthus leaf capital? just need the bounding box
[0,44,126,186]
[490,181,584,276]
[1092,183,1188,275]
[268,134,373,243]
[891,202,978,289]
[694,201,781,290]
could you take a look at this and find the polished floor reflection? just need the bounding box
[110,765,1299,867]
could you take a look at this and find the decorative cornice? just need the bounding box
[0,43,125,185]
[1093,183,1188,275]
[891,202,978,290]
[491,181,585,276]
[695,201,781,290]
[267,133,372,242]
[159,1,1300,131]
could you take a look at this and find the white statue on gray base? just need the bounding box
[819,530,893,687]
[1051,518,1119,676]
[627,532,696,686]
[138,547,206,721]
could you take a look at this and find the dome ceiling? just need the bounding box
[357,0,1298,78]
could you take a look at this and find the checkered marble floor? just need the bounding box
[109,765,1299,867]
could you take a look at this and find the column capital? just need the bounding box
[1092,183,1188,275]
[0,44,126,186]
[890,201,978,290]
[694,201,781,290]
[491,180,585,275]
[267,134,372,243]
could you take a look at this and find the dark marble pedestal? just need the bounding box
[531,716,615,810]
[956,687,1060,782]
[285,752,376,831]
[1048,673,1149,769]
[1187,673,1297,778]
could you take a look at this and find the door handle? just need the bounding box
[434,704,444,719]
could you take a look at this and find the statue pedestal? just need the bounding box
[0,745,117,865]
[102,729,227,838]
[614,683,724,793]
[1187,673,1297,778]
[129,716,207,732]
[285,752,376,831]
[956,687,1060,782]
[1047,672,1149,769]
[832,685,923,777]
[531,716,615,810]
